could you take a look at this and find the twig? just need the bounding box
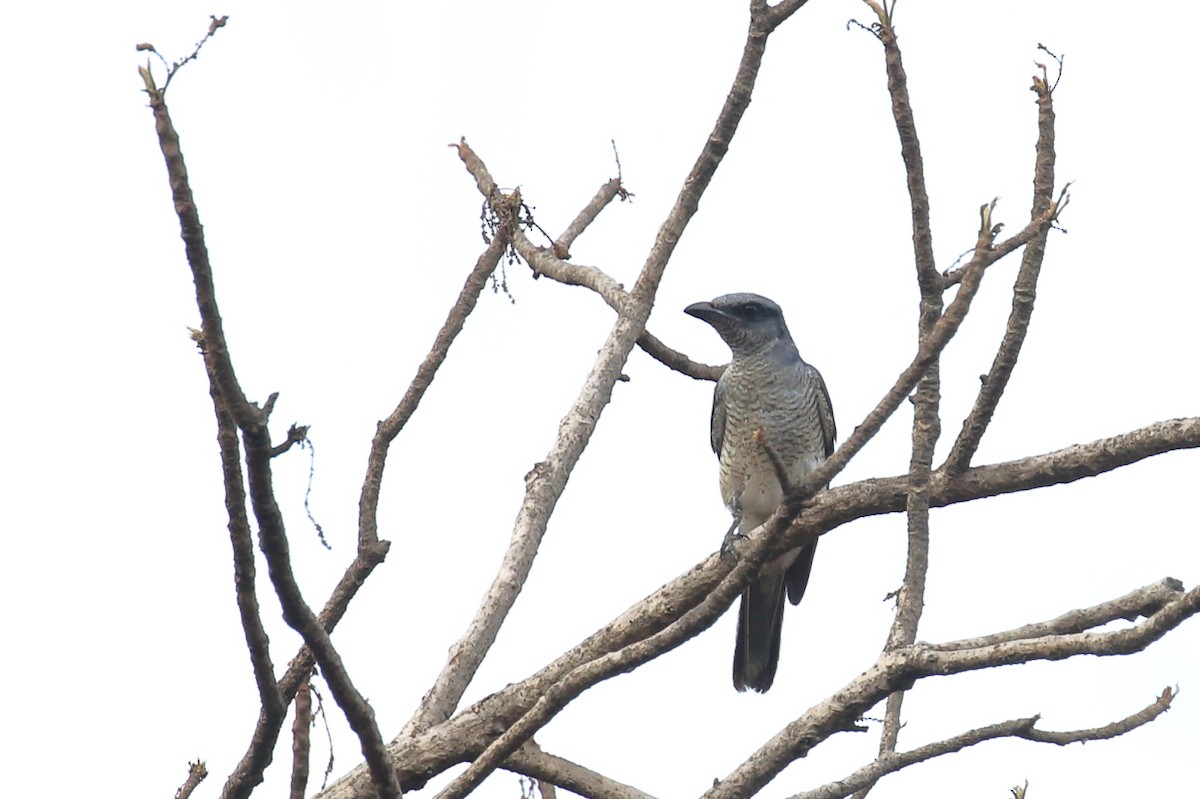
[269,423,310,458]
[312,680,338,790]
[637,331,725,381]
[554,176,627,257]
[1036,43,1065,93]
[138,15,229,94]
[175,761,208,799]
[295,438,331,550]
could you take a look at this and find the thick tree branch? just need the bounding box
[431,506,791,799]
[318,418,1199,798]
[793,688,1175,799]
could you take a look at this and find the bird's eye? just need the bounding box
[739,304,762,317]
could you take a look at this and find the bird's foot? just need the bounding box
[720,518,745,558]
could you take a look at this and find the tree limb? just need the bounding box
[942,69,1060,474]
[792,688,1175,799]
[290,677,313,799]
[928,578,1183,651]
[704,589,1199,799]
[317,418,1199,798]
[402,0,813,758]
[861,3,944,786]
[554,176,627,257]
[505,742,659,799]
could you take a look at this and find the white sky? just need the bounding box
[1,2,1197,798]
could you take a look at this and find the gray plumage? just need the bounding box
[685,293,835,693]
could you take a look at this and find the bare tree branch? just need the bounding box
[636,330,725,381]
[929,578,1184,651]
[858,3,945,785]
[554,176,627,257]
[704,589,1199,799]
[212,179,526,798]
[404,0,814,759]
[505,741,659,799]
[792,688,1175,799]
[361,189,519,549]
[244,410,399,798]
[772,193,1061,542]
[192,331,284,717]
[942,72,1059,474]
[140,62,400,799]
[856,19,1066,797]
[290,677,313,799]
[1023,686,1176,744]
[175,761,208,799]
[430,503,795,799]
[317,417,1199,798]
[144,9,1194,799]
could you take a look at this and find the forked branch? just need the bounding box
[400,0,818,762]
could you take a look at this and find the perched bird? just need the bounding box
[685,293,836,692]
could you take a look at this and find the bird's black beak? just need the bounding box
[684,301,725,324]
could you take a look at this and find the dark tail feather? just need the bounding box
[733,572,787,692]
[786,541,818,605]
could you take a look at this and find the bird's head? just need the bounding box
[684,292,793,356]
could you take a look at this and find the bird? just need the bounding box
[684,293,836,692]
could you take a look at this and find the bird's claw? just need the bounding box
[720,518,745,558]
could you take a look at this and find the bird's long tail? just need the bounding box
[733,572,787,693]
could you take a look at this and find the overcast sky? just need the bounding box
[1,2,1197,798]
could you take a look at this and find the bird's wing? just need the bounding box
[809,364,837,458]
[710,376,727,455]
